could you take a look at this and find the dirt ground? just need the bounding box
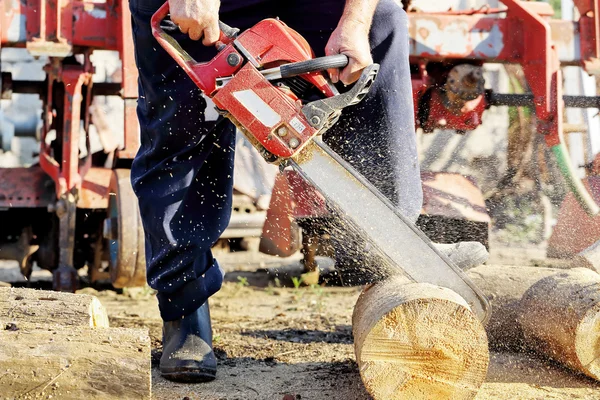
[3,245,600,400]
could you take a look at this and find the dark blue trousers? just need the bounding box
[129,0,422,321]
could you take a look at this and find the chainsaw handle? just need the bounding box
[280,55,349,79]
[151,2,238,75]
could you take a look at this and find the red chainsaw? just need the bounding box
[151,4,490,322]
[152,4,377,163]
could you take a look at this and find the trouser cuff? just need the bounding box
[157,259,224,321]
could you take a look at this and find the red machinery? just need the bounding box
[408,0,600,215]
[0,0,142,289]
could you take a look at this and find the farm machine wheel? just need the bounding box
[103,169,146,288]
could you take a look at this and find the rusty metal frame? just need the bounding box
[0,0,140,289]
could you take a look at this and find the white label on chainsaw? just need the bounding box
[289,117,306,133]
[232,90,281,128]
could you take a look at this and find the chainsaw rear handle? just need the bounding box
[151,2,238,73]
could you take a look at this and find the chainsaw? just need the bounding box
[151,4,490,322]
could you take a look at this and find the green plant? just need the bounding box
[309,284,326,313]
[291,276,303,289]
[236,276,249,288]
[265,284,275,296]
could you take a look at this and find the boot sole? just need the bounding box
[161,368,217,383]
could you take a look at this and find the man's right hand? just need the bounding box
[169,0,220,45]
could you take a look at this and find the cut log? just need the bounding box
[352,276,489,400]
[518,268,600,380]
[0,322,151,399]
[0,287,109,328]
[466,265,561,350]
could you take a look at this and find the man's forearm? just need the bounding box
[340,0,380,29]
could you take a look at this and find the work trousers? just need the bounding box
[129,0,422,321]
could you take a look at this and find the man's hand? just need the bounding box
[326,0,377,86]
[325,20,373,85]
[169,0,220,45]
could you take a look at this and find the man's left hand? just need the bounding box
[325,19,372,85]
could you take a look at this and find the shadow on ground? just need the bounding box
[151,355,371,400]
[242,327,353,345]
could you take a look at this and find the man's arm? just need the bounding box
[169,0,220,45]
[325,0,379,85]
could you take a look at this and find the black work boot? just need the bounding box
[160,302,217,382]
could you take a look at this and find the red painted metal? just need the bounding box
[502,0,562,147]
[39,64,93,197]
[410,0,567,147]
[258,172,304,257]
[116,0,141,160]
[213,63,319,159]
[3,0,119,50]
[573,0,600,73]
[0,166,111,209]
[0,0,599,266]
[78,167,112,209]
[0,0,138,285]
[119,99,141,160]
[152,8,337,159]
[0,167,55,208]
[419,89,487,133]
[2,0,139,191]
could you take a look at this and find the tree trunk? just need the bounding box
[0,287,109,328]
[518,268,600,380]
[0,322,151,399]
[465,265,561,350]
[352,276,489,400]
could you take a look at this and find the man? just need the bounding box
[128,0,486,383]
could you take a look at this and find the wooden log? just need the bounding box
[465,265,561,350]
[0,287,109,328]
[518,268,600,380]
[352,276,489,400]
[0,322,151,399]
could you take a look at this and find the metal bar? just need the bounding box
[488,92,600,108]
[118,99,141,160]
[61,67,91,193]
[116,0,141,160]
[407,14,581,65]
[2,80,122,97]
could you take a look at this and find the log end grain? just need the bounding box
[353,277,489,400]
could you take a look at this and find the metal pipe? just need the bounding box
[3,80,123,98]
[488,91,600,108]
